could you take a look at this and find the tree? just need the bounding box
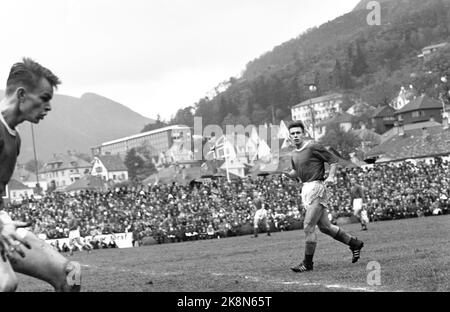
[351,42,368,77]
[124,148,143,182]
[319,123,362,160]
[24,159,44,174]
[141,114,168,133]
[124,146,157,184]
[332,59,343,89]
[171,106,194,127]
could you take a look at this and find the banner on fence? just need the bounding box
[45,232,133,249]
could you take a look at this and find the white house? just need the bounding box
[91,155,128,183]
[40,152,92,190]
[6,179,34,204]
[11,166,46,191]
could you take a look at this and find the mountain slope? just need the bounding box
[0,90,155,163]
[193,0,450,127]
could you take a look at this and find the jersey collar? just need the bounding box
[0,111,17,136]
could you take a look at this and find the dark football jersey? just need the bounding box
[0,113,21,203]
[290,141,339,183]
[254,198,264,210]
[350,185,364,201]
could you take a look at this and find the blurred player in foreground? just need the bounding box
[0,58,81,291]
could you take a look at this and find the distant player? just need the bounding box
[67,212,92,255]
[252,193,271,237]
[283,121,364,273]
[0,58,81,292]
[350,177,368,231]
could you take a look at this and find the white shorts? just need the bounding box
[361,210,369,223]
[353,198,363,214]
[301,181,329,208]
[69,229,81,240]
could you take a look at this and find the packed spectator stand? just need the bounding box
[4,157,450,248]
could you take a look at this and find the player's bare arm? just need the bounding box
[283,168,298,180]
[0,212,32,261]
[324,163,338,186]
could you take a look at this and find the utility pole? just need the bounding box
[440,75,449,128]
[30,124,40,193]
[271,105,276,125]
[307,84,317,140]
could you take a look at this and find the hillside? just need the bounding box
[183,0,450,129]
[0,90,155,163]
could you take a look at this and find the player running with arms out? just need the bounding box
[350,177,368,231]
[0,58,81,292]
[282,121,364,273]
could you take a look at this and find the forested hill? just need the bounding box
[170,0,450,129]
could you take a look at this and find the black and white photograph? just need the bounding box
[0,0,449,297]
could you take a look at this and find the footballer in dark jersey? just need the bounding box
[283,121,364,273]
[0,58,81,292]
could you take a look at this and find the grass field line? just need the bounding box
[209,272,380,292]
[81,263,184,276]
[81,263,380,291]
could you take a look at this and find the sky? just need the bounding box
[0,0,360,121]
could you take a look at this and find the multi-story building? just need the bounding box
[291,93,345,135]
[417,42,448,61]
[40,153,92,190]
[91,125,191,159]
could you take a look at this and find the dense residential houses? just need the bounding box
[394,94,444,124]
[291,93,345,135]
[315,111,354,140]
[371,105,396,134]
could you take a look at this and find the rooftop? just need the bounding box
[366,124,450,161]
[96,155,127,171]
[292,93,343,109]
[395,94,442,114]
[100,125,191,147]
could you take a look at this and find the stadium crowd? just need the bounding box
[3,157,450,247]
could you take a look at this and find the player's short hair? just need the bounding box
[5,57,61,96]
[287,121,305,133]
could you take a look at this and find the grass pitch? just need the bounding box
[17,215,450,292]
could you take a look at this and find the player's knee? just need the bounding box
[317,223,330,235]
[303,224,316,239]
[320,224,339,237]
[0,271,18,292]
[55,261,82,292]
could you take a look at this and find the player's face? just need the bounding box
[19,78,53,123]
[289,127,305,145]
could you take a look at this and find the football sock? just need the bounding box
[333,228,351,245]
[304,241,316,265]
